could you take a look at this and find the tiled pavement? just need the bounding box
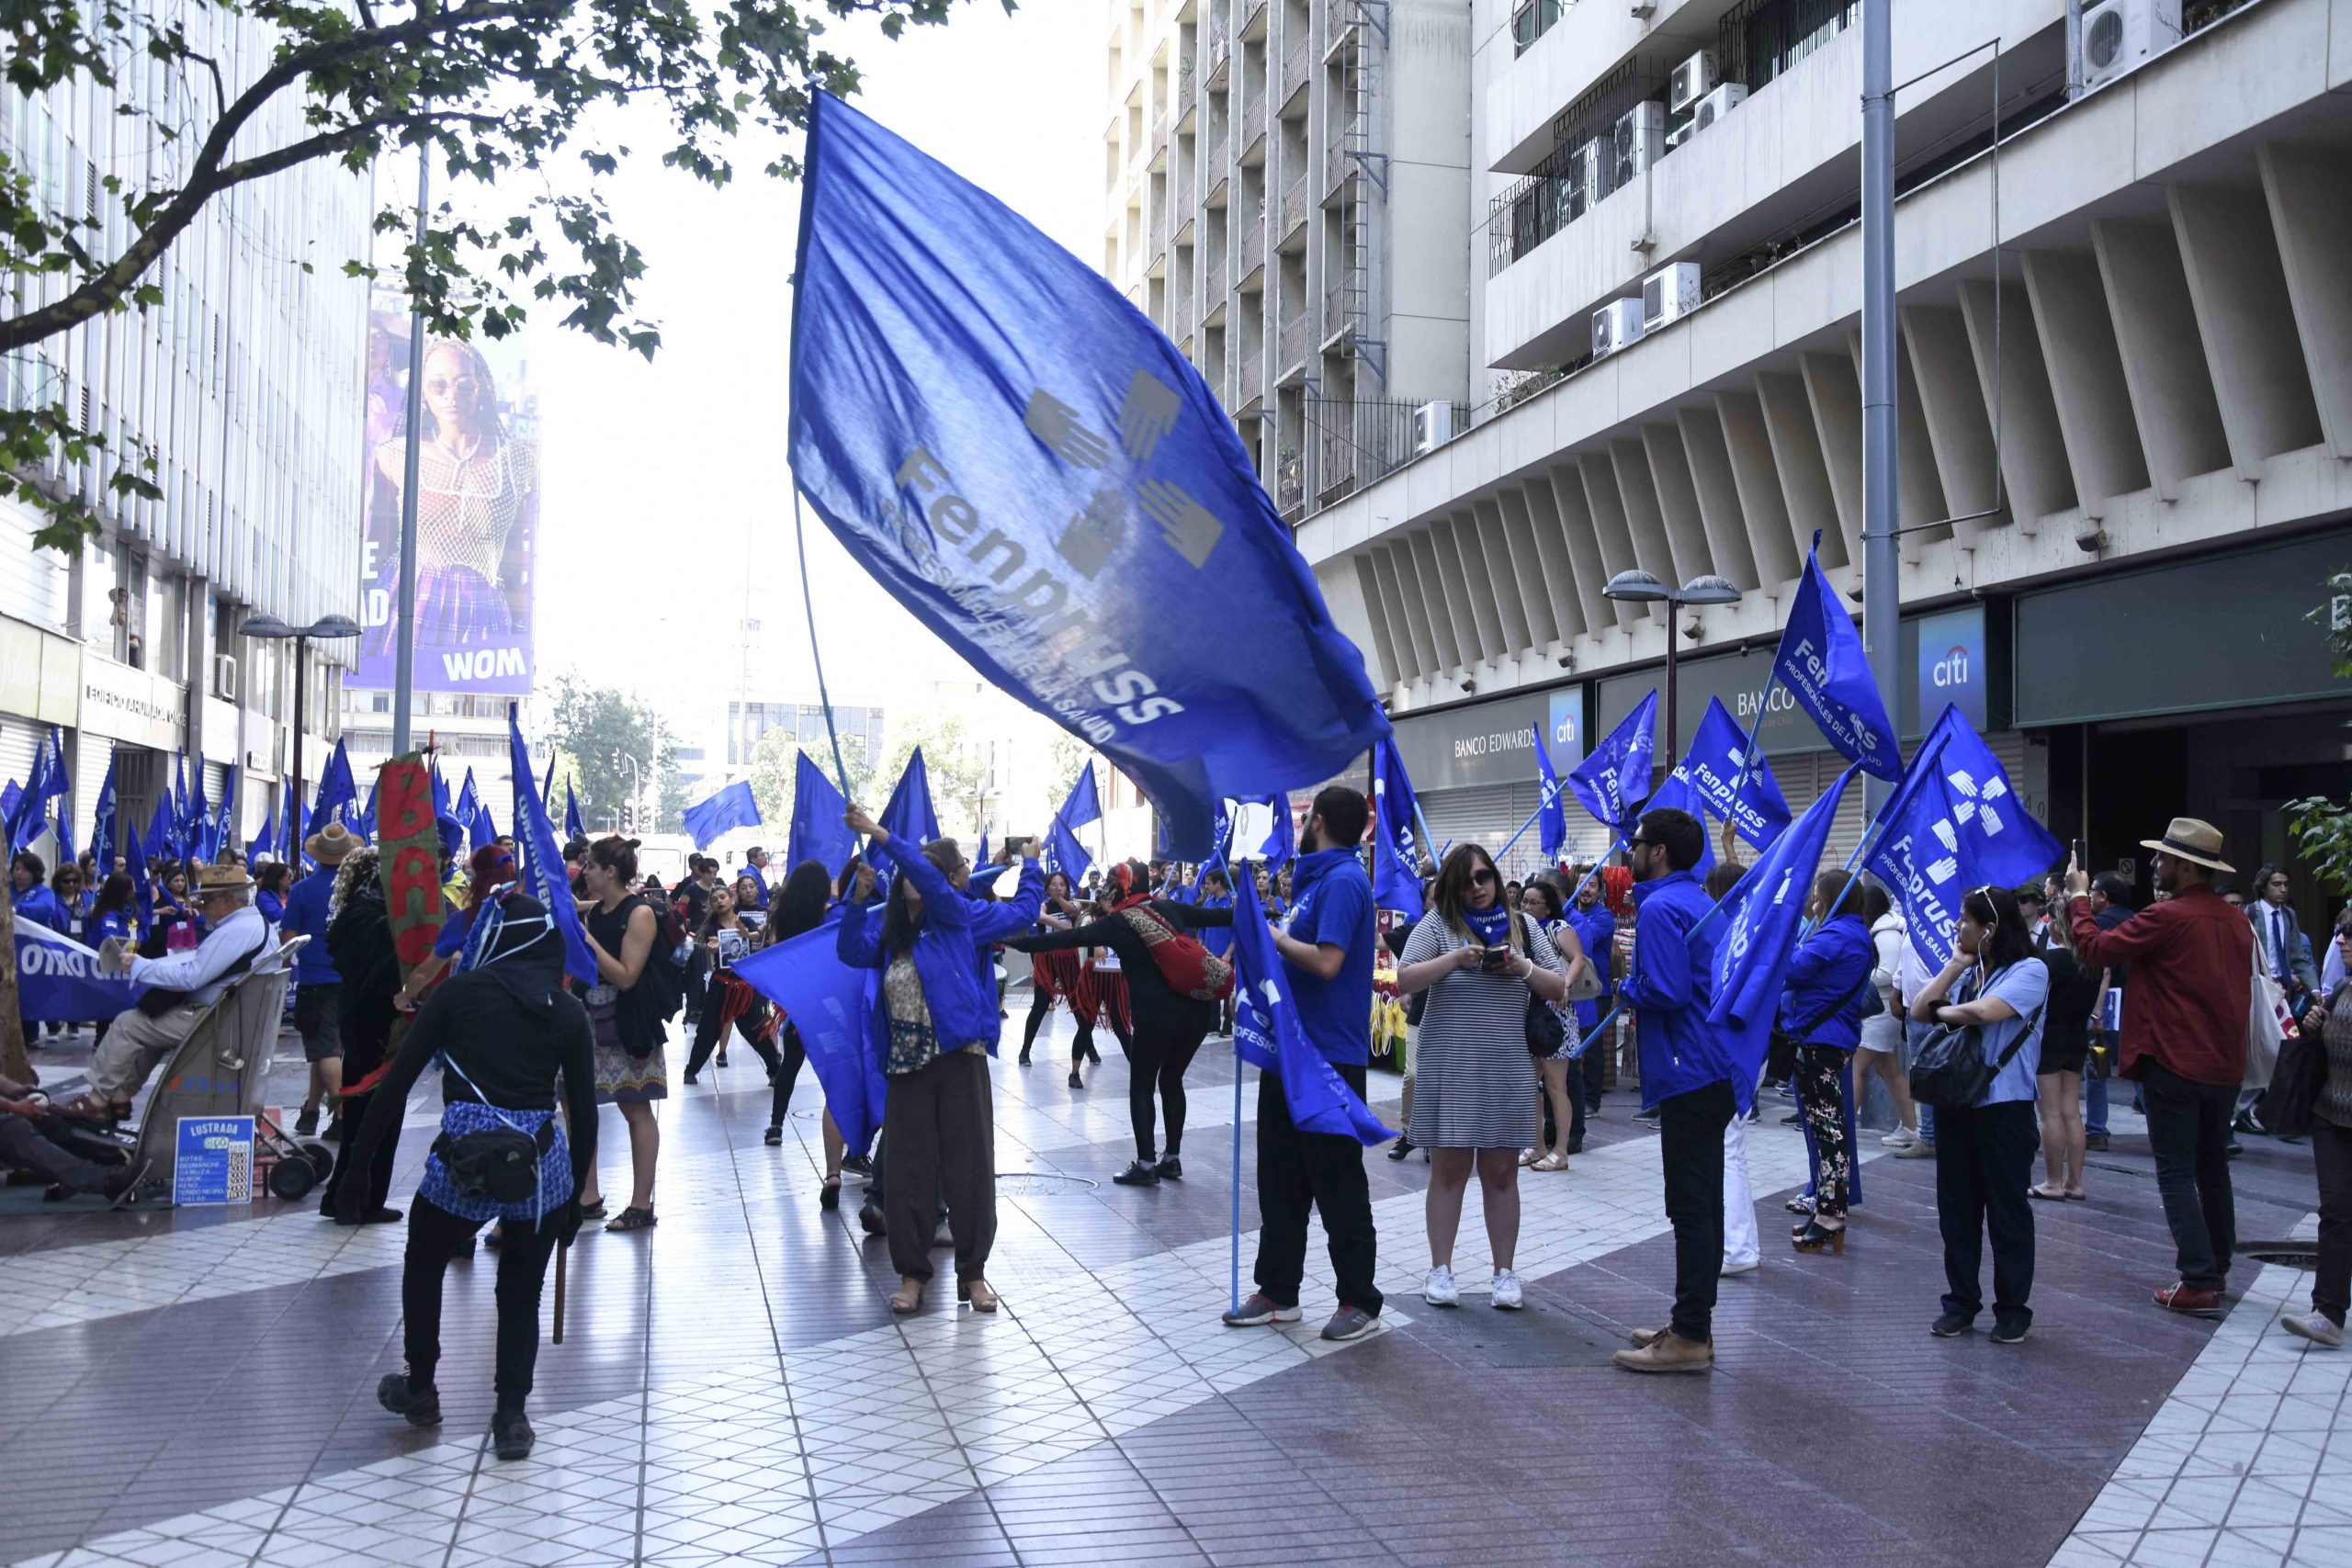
[2,1004,2346,1568]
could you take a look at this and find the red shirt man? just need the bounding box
[2066,880,2251,1086]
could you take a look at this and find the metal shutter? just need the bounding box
[70,736,114,855]
[1420,783,1615,883]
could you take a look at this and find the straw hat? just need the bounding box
[194,862,254,896]
[304,821,357,864]
[2139,817,2233,874]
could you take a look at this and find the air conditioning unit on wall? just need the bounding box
[212,654,237,701]
[1412,401,1455,454]
[1567,139,1606,210]
[1611,102,1665,189]
[1592,298,1646,360]
[1665,117,1697,152]
[1669,51,1720,113]
[1693,82,1748,131]
[2082,0,2185,90]
[1640,262,1702,331]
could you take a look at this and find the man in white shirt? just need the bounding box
[62,863,275,1122]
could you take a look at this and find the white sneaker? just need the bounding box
[1422,1265,1460,1307]
[1490,1269,1524,1310]
[1880,1126,1919,1149]
[1721,1256,1760,1276]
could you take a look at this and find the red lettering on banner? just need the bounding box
[378,760,434,838]
[388,846,440,964]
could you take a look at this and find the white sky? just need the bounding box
[526,2,1102,723]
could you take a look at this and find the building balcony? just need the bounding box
[1278,310,1306,377]
[1279,30,1310,110]
[1177,59,1196,126]
[1279,173,1308,245]
[1238,209,1266,284]
[1205,15,1231,85]
[1205,254,1228,305]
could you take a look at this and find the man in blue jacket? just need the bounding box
[1613,807,1736,1374]
[1566,872,1617,1116]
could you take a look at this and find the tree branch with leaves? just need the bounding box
[0,0,1001,553]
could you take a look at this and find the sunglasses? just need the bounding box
[1471,870,1498,886]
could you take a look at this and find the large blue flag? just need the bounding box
[1060,765,1103,829]
[1912,703,2064,889]
[506,710,601,986]
[878,746,942,846]
[124,808,153,936]
[1046,769,1099,886]
[90,753,118,870]
[735,909,885,1154]
[12,913,146,1021]
[141,794,170,864]
[683,779,763,851]
[1866,764,1973,970]
[1370,737,1425,919]
[786,750,855,878]
[1643,763,1717,878]
[1533,731,1568,863]
[1230,864,1395,1144]
[1569,690,1657,833]
[564,780,586,843]
[1772,537,1903,782]
[1709,763,1862,1039]
[6,728,61,852]
[1683,696,1792,851]
[787,91,1390,858]
[309,739,358,836]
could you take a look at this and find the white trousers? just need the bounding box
[1723,1112,1758,1268]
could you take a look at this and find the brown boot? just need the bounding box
[1613,1330,1713,1373]
[1628,1324,1674,1348]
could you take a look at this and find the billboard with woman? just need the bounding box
[356,302,539,694]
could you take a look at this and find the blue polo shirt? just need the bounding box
[280,867,341,984]
[1283,848,1374,1067]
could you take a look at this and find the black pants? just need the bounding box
[0,1115,115,1192]
[882,1050,996,1284]
[768,1025,807,1129]
[2143,1061,2238,1292]
[321,1089,399,1215]
[1795,1046,1852,1219]
[401,1197,562,1412]
[1252,1064,1382,1314]
[1657,1078,1735,1343]
[684,980,783,1080]
[1123,1013,1214,1162]
[1582,1037,1606,1111]
[1934,1099,2039,1325]
[1020,989,1056,1059]
[2312,1119,2352,1328]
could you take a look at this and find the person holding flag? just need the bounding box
[1777,873,1878,1256]
[1564,872,1617,1119]
[835,803,1043,1314]
[285,823,357,1139]
[1611,806,1736,1374]
[1222,786,1385,1343]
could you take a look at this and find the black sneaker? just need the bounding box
[1386,1138,1415,1161]
[1068,1070,1084,1089]
[322,1119,347,1143]
[377,1373,442,1427]
[1155,1156,1183,1180]
[492,1409,536,1461]
[1113,1159,1161,1187]
[1989,1319,2031,1346]
[1929,1312,1974,1338]
[294,1107,319,1137]
[2084,1134,2110,1151]
[842,1155,873,1177]
[763,1125,783,1146]
[858,1199,886,1236]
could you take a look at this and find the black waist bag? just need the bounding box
[431,1118,556,1204]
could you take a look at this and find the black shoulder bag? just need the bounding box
[429,1055,555,1205]
[1908,964,2049,1109]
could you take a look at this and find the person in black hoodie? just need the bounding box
[320,846,405,1223]
[337,892,597,1462]
[1010,860,1232,1186]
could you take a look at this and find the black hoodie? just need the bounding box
[340,897,598,1212]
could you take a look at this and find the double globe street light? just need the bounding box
[1600,570,1744,759]
[242,613,362,852]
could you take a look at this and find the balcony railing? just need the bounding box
[1277,448,1305,515]
[1239,333,1263,398]
[1204,126,1227,184]
[1324,137,1349,196]
[1238,205,1266,278]
[1278,310,1306,372]
[1280,28,1310,102]
[1280,172,1307,235]
[1149,202,1169,260]
[1206,254,1228,303]
[1206,14,1232,81]
[1177,58,1196,120]
[1309,395,1459,498]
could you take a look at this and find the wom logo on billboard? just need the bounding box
[356,300,540,696]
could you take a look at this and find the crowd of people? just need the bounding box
[8,783,2350,1452]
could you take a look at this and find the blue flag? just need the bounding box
[469,798,498,853]
[1709,762,1862,1041]
[52,786,74,870]
[878,747,942,847]
[90,754,118,871]
[787,91,1390,859]
[1912,704,2064,890]
[1642,764,1717,878]
[735,909,885,1155]
[141,794,170,864]
[209,764,236,865]
[1533,731,1567,863]
[1060,765,1103,829]
[1370,737,1425,919]
[1569,690,1657,833]
[1189,800,1233,899]
[1772,538,1903,782]
[1253,792,1295,870]
[6,729,61,852]
[13,913,146,1021]
[1046,769,1100,886]
[309,739,358,837]
[186,767,210,862]
[0,782,17,835]
[1229,865,1395,1145]
[506,710,601,986]
[977,827,990,866]
[124,810,153,937]
[1681,697,1792,851]
[564,780,585,843]
[1866,764,1974,970]
[682,778,763,851]
[787,750,855,878]
[356,778,379,843]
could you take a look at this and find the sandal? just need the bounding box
[958,1278,1000,1313]
[1531,1153,1569,1172]
[2027,1184,2068,1201]
[577,1199,607,1220]
[605,1206,657,1232]
[2064,1188,2087,1201]
[889,1277,926,1314]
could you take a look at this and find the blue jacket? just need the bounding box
[1196,892,1236,957]
[1776,912,1874,1050]
[281,867,341,984]
[11,885,67,931]
[836,836,1042,1060]
[1564,900,1615,998]
[1619,868,1733,1109]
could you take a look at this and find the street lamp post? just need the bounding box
[1600,572,1745,761]
[242,613,362,852]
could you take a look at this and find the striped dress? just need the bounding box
[1401,911,1566,1150]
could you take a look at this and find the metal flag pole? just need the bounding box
[792,491,856,805]
[390,143,430,757]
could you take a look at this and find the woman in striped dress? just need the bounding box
[1394,844,1576,1311]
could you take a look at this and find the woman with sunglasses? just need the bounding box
[1393,844,1577,1310]
[1910,884,2050,1344]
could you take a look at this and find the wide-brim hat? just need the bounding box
[195,862,254,896]
[305,822,357,864]
[2140,817,2233,874]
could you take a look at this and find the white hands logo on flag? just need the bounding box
[1023,390,1111,468]
[1136,479,1225,568]
[1021,373,1226,571]
[1927,854,1960,885]
[1119,369,1181,459]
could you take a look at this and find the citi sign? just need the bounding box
[1930,646,1973,690]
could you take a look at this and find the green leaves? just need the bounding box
[2286,795,2352,897]
[1,0,1013,555]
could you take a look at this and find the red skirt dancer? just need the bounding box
[1088,963,1133,1037]
[1031,950,1086,1001]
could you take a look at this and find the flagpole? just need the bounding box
[792,491,857,805]
[1230,1059,1244,1317]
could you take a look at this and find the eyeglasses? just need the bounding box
[1471,870,1498,886]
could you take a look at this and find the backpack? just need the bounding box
[1118,902,1235,1001]
[631,893,691,1021]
